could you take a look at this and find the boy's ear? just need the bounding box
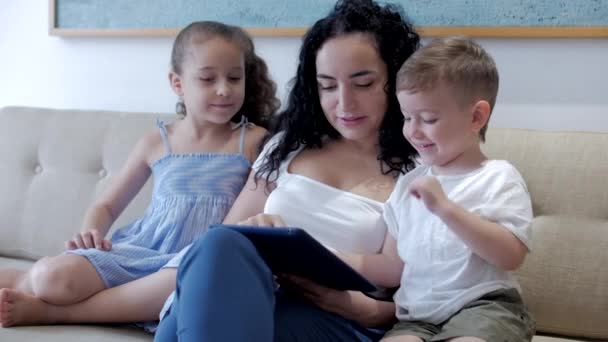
[169,71,184,96]
[471,100,491,133]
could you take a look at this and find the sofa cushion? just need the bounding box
[0,325,151,341]
[0,107,173,260]
[516,216,608,340]
[532,336,593,342]
[483,128,608,219]
[483,128,608,340]
[0,256,33,270]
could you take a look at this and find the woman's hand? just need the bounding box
[238,213,286,227]
[280,275,396,327]
[65,230,112,251]
[279,275,356,317]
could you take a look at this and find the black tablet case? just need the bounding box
[210,224,377,292]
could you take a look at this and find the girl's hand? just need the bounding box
[238,214,286,227]
[65,230,112,251]
[408,176,449,214]
[279,275,355,316]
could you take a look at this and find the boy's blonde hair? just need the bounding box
[396,36,498,141]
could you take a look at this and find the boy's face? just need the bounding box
[397,82,486,173]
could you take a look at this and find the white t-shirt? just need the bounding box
[253,133,387,254]
[384,160,532,324]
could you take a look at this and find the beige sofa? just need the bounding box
[0,106,606,341]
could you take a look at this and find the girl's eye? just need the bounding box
[423,119,438,124]
[199,78,214,82]
[229,77,243,82]
[403,117,411,122]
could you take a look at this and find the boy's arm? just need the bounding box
[410,175,529,271]
[435,200,528,270]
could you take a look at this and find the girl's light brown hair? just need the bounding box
[170,21,279,128]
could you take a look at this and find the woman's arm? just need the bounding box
[337,232,403,288]
[282,275,397,328]
[341,291,397,328]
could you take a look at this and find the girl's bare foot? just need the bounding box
[0,288,54,327]
[0,268,24,289]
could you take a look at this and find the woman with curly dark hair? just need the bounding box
[155,1,420,341]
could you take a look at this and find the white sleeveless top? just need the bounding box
[253,133,387,254]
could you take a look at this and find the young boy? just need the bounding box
[381,36,535,342]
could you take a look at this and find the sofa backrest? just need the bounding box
[1,107,606,339]
[483,128,608,340]
[0,106,174,260]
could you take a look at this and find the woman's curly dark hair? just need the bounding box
[256,0,420,184]
[171,21,279,128]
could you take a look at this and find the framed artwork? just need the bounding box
[49,0,608,37]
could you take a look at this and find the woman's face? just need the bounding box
[315,33,388,143]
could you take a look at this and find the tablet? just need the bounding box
[210,224,377,293]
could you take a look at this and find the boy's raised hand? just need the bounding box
[408,176,448,214]
[65,230,112,251]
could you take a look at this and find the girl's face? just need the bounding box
[315,33,389,143]
[170,37,245,124]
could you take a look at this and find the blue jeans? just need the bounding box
[154,227,385,342]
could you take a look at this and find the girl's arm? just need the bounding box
[220,125,271,225]
[242,125,268,164]
[66,131,155,250]
[222,170,273,224]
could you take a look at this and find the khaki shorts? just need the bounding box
[384,288,535,342]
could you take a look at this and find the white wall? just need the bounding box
[1,0,607,131]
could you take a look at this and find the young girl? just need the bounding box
[0,21,278,328]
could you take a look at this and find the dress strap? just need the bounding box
[156,118,172,155]
[234,115,252,155]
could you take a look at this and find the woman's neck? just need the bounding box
[333,135,380,158]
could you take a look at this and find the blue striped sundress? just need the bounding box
[67,117,252,288]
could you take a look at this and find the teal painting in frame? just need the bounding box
[49,0,608,37]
